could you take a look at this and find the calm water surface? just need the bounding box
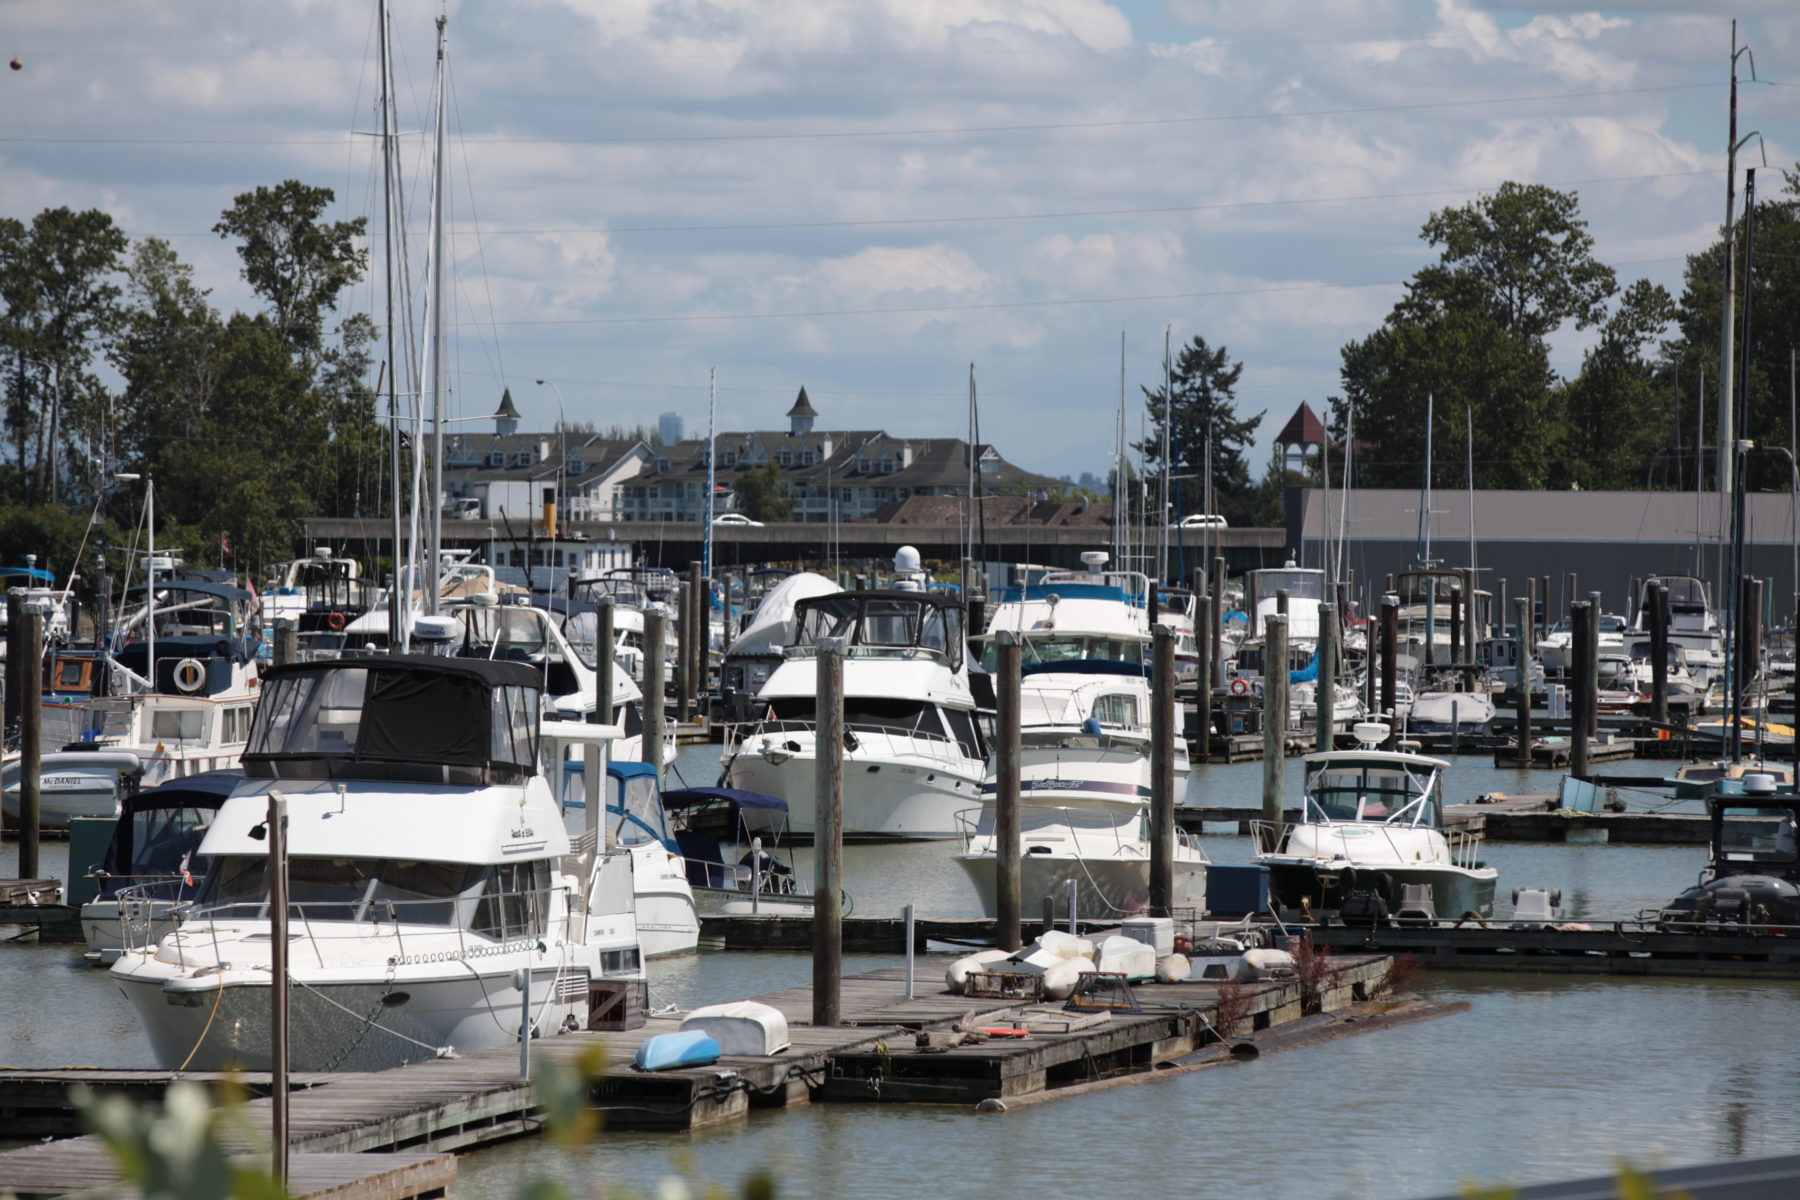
[4,747,1790,1198]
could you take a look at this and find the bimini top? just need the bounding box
[124,579,254,605]
[245,654,542,784]
[789,590,966,669]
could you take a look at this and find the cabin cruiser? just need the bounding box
[1660,772,1800,929]
[1406,667,1497,736]
[571,570,678,683]
[1393,568,1491,666]
[1665,760,1798,800]
[1537,612,1627,676]
[957,552,1205,917]
[1632,576,1724,687]
[1244,562,1325,646]
[1250,722,1497,920]
[259,548,375,645]
[80,771,237,964]
[110,654,643,1072]
[716,571,841,724]
[724,549,985,840]
[555,760,698,958]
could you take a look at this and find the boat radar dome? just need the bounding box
[315,546,333,559]
[411,614,460,646]
[1745,773,1778,795]
[1080,550,1110,574]
[1353,721,1390,748]
[891,545,925,590]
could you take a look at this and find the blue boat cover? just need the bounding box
[633,1030,722,1072]
[662,786,789,813]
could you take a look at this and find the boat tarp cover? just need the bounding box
[727,572,841,657]
[663,786,789,813]
[102,770,241,877]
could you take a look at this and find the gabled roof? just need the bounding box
[1275,401,1328,447]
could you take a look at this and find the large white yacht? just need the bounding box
[111,654,643,1073]
[957,552,1206,917]
[555,760,699,959]
[1632,575,1725,687]
[1250,722,1497,920]
[723,549,985,840]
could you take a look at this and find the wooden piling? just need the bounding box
[1570,601,1591,780]
[18,602,42,880]
[4,591,22,733]
[269,792,291,1186]
[688,560,706,715]
[592,596,614,726]
[1316,602,1338,751]
[1513,597,1532,762]
[275,618,298,667]
[1261,614,1288,822]
[1151,624,1176,915]
[994,631,1022,951]
[642,607,666,785]
[813,637,845,1027]
[1449,584,1462,666]
[1648,581,1669,726]
[1380,595,1398,751]
[1587,591,1603,737]
[1211,555,1226,690]
[677,578,693,723]
[1195,592,1213,760]
[1539,575,1550,646]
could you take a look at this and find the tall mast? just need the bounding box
[1115,332,1126,567]
[704,367,716,586]
[1160,325,1172,584]
[966,363,977,563]
[378,0,405,647]
[1718,21,1741,496]
[423,14,448,616]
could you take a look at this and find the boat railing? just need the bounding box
[1250,818,1485,870]
[726,717,974,768]
[136,883,578,967]
[954,802,1188,860]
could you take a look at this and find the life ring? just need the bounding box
[172,658,207,694]
[327,611,347,631]
[1229,677,1250,696]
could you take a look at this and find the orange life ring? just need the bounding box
[1229,677,1249,696]
[327,611,346,631]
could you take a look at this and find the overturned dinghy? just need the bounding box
[680,1000,790,1055]
[634,1030,722,1072]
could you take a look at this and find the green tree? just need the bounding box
[1555,279,1677,490]
[732,460,791,523]
[1337,184,1614,490]
[1136,336,1263,525]
[213,181,367,359]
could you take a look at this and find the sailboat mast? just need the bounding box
[423,14,448,617]
[966,363,977,563]
[704,367,716,587]
[1718,19,1742,496]
[1160,325,1172,585]
[1115,332,1125,568]
[378,0,405,647]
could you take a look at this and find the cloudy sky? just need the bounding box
[4,1,1796,484]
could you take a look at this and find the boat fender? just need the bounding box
[979,1027,1031,1038]
[1241,948,1296,981]
[1033,930,1095,960]
[172,658,207,694]
[946,949,1012,994]
[1040,956,1095,1001]
[1155,953,1191,984]
[976,1098,1008,1113]
[1230,677,1249,696]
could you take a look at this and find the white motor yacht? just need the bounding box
[724,549,985,840]
[555,760,699,958]
[957,551,1205,917]
[1250,723,1496,919]
[111,654,643,1073]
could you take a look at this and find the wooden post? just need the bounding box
[18,601,43,880]
[592,596,615,726]
[1648,582,1669,726]
[812,637,845,1027]
[1743,575,1764,728]
[1261,614,1288,823]
[1464,569,1479,673]
[268,791,290,1186]
[676,579,693,724]
[1570,601,1591,781]
[1315,603,1337,752]
[1527,576,1539,655]
[642,607,666,786]
[1588,591,1603,737]
[995,630,1022,951]
[274,618,297,667]
[1195,592,1213,761]
[1276,588,1289,620]
[1380,595,1399,751]
[688,560,705,717]
[1211,555,1226,688]
[1539,575,1551,646]
[4,591,22,736]
[1449,584,1462,667]
[1513,597,1532,765]
[1151,624,1176,916]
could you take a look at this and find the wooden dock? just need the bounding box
[0,878,80,941]
[0,953,1396,1196]
[1310,921,1800,979]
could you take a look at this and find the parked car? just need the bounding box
[713,513,764,526]
[1170,513,1228,529]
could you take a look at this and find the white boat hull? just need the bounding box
[956,850,1206,920]
[728,735,983,840]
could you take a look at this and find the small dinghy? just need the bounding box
[633,1029,722,1072]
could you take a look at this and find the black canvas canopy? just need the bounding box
[249,654,541,782]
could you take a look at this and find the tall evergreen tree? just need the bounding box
[1136,336,1262,525]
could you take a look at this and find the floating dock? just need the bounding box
[1310,921,1800,979]
[0,955,1399,1196]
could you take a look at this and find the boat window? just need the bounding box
[369,860,482,926]
[611,772,671,847]
[860,599,921,647]
[126,805,213,876]
[250,667,369,757]
[491,684,539,765]
[1255,571,1325,601]
[942,706,985,759]
[1092,693,1140,727]
[150,707,207,742]
[1306,763,1438,824]
[1719,806,1799,860]
[472,860,551,940]
[794,597,861,645]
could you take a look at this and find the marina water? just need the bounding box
[6,745,1797,1198]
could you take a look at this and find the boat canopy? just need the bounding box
[790,590,964,669]
[95,770,240,901]
[605,761,676,852]
[1303,754,1445,827]
[245,655,541,784]
[664,785,789,815]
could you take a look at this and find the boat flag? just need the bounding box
[178,853,194,888]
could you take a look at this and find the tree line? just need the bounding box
[0,181,381,591]
[1137,172,1800,525]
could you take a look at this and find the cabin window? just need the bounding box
[942,706,985,758]
[1720,807,1799,860]
[1091,693,1139,727]
[150,708,207,742]
[610,772,670,848]
[250,667,369,757]
[473,860,550,940]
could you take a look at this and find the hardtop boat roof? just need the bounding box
[788,589,965,667]
[1302,748,1452,771]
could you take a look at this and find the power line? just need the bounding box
[0,81,1721,148]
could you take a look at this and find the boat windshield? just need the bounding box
[1718,806,1800,862]
[791,594,962,665]
[1304,762,1440,826]
[198,854,552,937]
[981,635,1145,672]
[610,769,672,849]
[1255,570,1324,601]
